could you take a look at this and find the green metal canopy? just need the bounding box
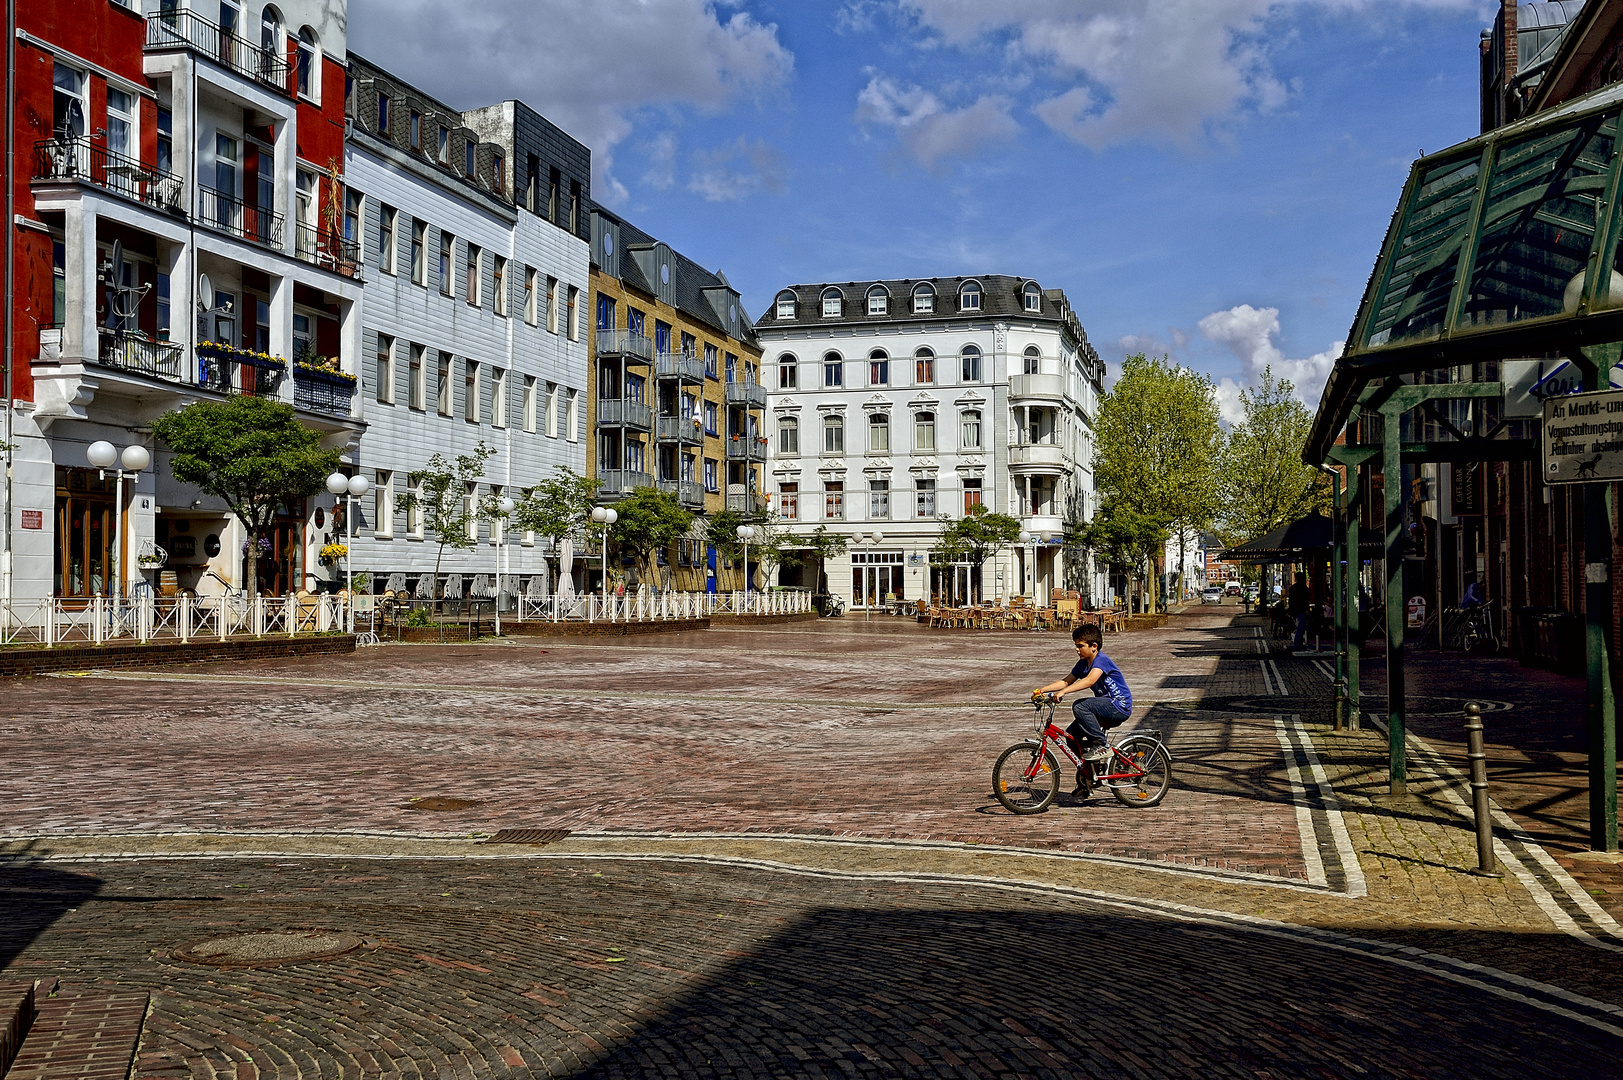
[1307,79,1623,463]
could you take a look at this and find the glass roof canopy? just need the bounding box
[1307,80,1623,462]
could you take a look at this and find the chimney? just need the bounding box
[1503,0,1519,87]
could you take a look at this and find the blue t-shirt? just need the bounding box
[1070,652,1132,713]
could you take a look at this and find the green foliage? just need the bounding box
[1218,367,1332,543]
[150,395,338,596]
[608,487,692,580]
[397,443,495,595]
[405,605,434,628]
[932,505,1022,567]
[1094,352,1222,537]
[778,524,848,594]
[1076,498,1168,608]
[513,466,599,547]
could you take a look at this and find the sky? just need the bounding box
[347,0,1498,421]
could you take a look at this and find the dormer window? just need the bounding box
[1023,283,1042,312]
[821,287,843,318]
[912,283,935,314]
[776,290,796,319]
[866,285,889,316]
[959,281,982,312]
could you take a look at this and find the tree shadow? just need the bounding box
[0,859,104,975]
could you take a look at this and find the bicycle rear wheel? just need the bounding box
[993,741,1060,814]
[1109,737,1172,808]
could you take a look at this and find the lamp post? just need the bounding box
[326,471,370,630]
[86,441,149,605]
[495,495,515,635]
[1018,529,1034,603]
[736,523,755,602]
[590,506,618,605]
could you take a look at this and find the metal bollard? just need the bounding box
[1333,678,1347,732]
[1464,702,1501,877]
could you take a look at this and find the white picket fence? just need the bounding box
[515,588,812,624]
[0,594,351,647]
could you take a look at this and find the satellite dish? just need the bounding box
[198,272,213,310]
[108,239,123,287]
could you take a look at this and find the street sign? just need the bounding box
[1544,388,1623,484]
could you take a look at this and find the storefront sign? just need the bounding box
[1407,596,1427,629]
[19,510,41,530]
[1543,388,1623,484]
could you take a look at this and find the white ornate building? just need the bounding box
[757,276,1108,609]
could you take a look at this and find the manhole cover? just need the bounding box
[405,797,483,811]
[173,930,362,969]
[486,828,571,846]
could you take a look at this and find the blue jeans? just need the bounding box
[1292,613,1307,648]
[1069,696,1131,750]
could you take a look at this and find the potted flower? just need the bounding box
[319,542,348,566]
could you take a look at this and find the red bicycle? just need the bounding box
[992,693,1172,814]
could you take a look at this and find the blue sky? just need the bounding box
[350,0,1495,418]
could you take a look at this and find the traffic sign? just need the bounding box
[1543,388,1623,484]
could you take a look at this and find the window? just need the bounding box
[521,487,536,545]
[465,243,481,305]
[959,281,981,311]
[464,360,479,422]
[375,334,394,404]
[545,382,558,436]
[628,307,646,338]
[726,353,736,384]
[378,206,396,274]
[408,344,425,410]
[492,368,508,428]
[260,6,281,56]
[493,256,507,316]
[961,344,982,382]
[866,286,888,316]
[870,479,890,519]
[821,288,843,318]
[824,415,844,453]
[465,141,476,178]
[464,483,479,540]
[437,124,449,164]
[376,92,390,134]
[567,287,579,340]
[704,458,719,493]
[546,277,559,333]
[491,152,504,196]
[914,411,936,452]
[704,401,719,436]
[704,342,718,378]
[156,272,170,340]
[105,88,134,160]
[779,417,799,455]
[407,476,424,537]
[776,291,796,319]
[1023,346,1040,375]
[156,107,173,175]
[915,348,934,385]
[780,482,799,520]
[523,375,536,432]
[526,154,540,212]
[916,479,937,517]
[567,390,579,441]
[295,168,318,254]
[1024,283,1042,312]
[343,189,362,258]
[291,308,310,361]
[436,351,452,415]
[961,409,982,449]
[374,471,394,538]
[213,134,238,224]
[868,413,889,453]
[825,481,844,520]
[409,109,422,151]
[410,219,425,284]
[490,486,505,544]
[912,283,934,314]
[682,331,698,358]
[53,63,86,140]
[778,354,797,389]
[438,232,453,295]
[524,268,538,324]
[296,27,318,98]
[963,478,983,514]
[596,293,617,332]
[570,179,581,233]
[548,167,560,222]
[823,352,843,388]
[251,296,269,352]
[869,351,889,386]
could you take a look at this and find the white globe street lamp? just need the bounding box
[736,524,756,599]
[591,506,618,604]
[87,441,149,604]
[327,471,370,629]
[492,495,516,635]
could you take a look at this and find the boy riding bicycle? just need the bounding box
[1034,624,1134,795]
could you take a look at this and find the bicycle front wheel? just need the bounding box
[1109,738,1172,808]
[993,741,1060,814]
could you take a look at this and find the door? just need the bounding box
[55,468,117,598]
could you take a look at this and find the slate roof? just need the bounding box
[766,275,1085,336]
[604,215,759,347]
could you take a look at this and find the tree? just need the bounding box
[932,505,1022,603]
[397,443,495,596]
[513,466,599,549]
[1219,366,1332,543]
[1094,353,1222,609]
[607,487,692,584]
[776,524,849,597]
[707,510,789,590]
[1076,499,1168,612]
[150,395,339,597]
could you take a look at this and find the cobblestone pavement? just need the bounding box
[6,607,1623,1075]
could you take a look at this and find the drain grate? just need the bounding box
[485,828,572,846]
[173,930,362,969]
[404,797,483,811]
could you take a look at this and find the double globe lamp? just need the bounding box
[590,506,618,600]
[86,440,149,603]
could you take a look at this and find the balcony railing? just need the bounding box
[725,378,767,407]
[657,479,705,508]
[145,9,293,97]
[1007,442,1067,470]
[597,469,654,495]
[198,344,285,396]
[726,437,768,460]
[1009,373,1066,401]
[97,328,184,382]
[596,328,654,362]
[596,398,653,430]
[655,352,706,382]
[656,415,703,444]
[199,186,284,248]
[294,221,361,277]
[726,491,767,514]
[33,136,185,215]
[293,364,356,416]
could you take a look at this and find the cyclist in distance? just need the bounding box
[1033,623,1134,796]
[1461,575,1487,609]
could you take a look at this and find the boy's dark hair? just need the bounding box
[1072,624,1103,648]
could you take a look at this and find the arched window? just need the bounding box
[912,282,935,314]
[777,352,798,389]
[868,413,890,453]
[779,417,799,455]
[823,351,844,388]
[866,284,889,316]
[959,280,982,312]
[914,411,936,452]
[821,287,843,318]
[961,410,982,449]
[823,415,844,453]
[961,344,982,382]
[1023,345,1041,375]
[1023,282,1042,312]
[914,347,935,385]
[775,290,796,320]
[868,349,889,386]
[296,26,319,99]
[260,6,283,57]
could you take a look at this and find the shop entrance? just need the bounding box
[930,561,982,606]
[55,467,118,598]
[244,506,306,595]
[851,551,904,608]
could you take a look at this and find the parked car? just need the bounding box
[1225,582,1242,596]
[1243,585,1260,603]
[1202,585,1224,604]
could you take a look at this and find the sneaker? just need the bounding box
[1084,745,1112,765]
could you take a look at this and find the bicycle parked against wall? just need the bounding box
[991,694,1173,814]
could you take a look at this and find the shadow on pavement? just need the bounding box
[0,861,103,974]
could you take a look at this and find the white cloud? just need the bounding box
[855,73,1020,166]
[641,132,678,191]
[688,137,788,201]
[348,0,793,204]
[1197,303,1343,415]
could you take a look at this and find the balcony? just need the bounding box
[726,490,766,515]
[657,478,706,509]
[1009,373,1065,402]
[725,378,767,407]
[596,328,654,362]
[597,469,653,496]
[294,222,361,278]
[97,329,184,383]
[655,352,706,382]
[656,415,703,444]
[199,186,284,248]
[33,136,185,216]
[1008,442,1067,471]
[198,343,285,396]
[726,437,768,461]
[596,398,653,431]
[293,364,357,416]
[145,9,293,97]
